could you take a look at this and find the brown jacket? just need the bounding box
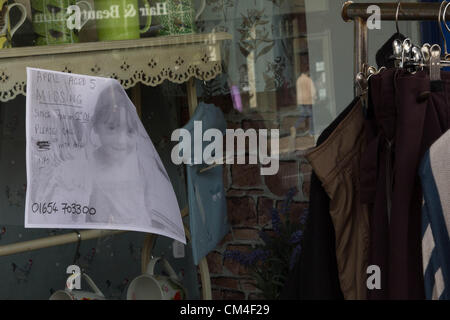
[306,100,369,300]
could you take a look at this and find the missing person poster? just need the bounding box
[25,68,186,244]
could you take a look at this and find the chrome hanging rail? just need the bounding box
[342,1,450,96]
[342,1,448,21]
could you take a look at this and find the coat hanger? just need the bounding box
[393,2,422,70]
[73,230,82,265]
[395,1,409,69]
[442,1,450,59]
[428,1,449,81]
[403,4,443,80]
[396,1,402,35]
[438,1,450,58]
[355,64,385,92]
[376,1,407,69]
[389,2,450,81]
[355,63,386,114]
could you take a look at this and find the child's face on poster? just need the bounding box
[95,107,135,155]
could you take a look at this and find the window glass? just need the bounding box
[0,0,422,300]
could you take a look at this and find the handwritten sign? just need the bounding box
[25,68,186,244]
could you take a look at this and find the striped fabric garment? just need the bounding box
[419,130,450,300]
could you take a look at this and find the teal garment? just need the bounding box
[183,103,229,265]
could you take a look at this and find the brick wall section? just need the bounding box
[198,98,313,300]
[205,162,311,299]
[197,6,310,301]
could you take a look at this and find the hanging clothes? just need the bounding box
[183,102,230,266]
[280,98,360,300]
[306,98,369,300]
[419,130,450,300]
[361,68,450,299]
[360,68,397,300]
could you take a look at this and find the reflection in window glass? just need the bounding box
[0,0,423,300]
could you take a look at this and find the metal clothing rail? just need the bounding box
[342,1,448,21]
[0,230,125,257]
[341,1,450,95]
[0,207,188,256]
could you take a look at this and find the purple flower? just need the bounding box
[224,249,270,268]
[289,244,302,271]
[300,208,309,225]
[245,249,269,266]
[271,208,281,235]
[279,188,297,215]
[224,250,242,264]
[290,230,303,244]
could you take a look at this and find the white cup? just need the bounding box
[127,257,186,300]
[50,273,105,300]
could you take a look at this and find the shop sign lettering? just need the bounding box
[31,3,170,31]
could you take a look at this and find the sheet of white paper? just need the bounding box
[25,68,186,244]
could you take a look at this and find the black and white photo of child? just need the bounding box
[26,69,185,243]
[86,82,150,226]
[85,81,185,239]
